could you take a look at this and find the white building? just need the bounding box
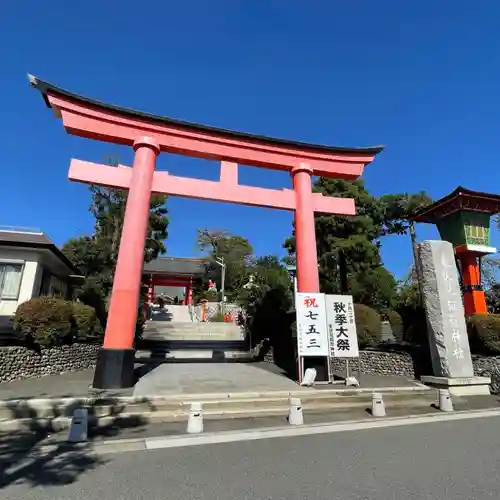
[0,227,82,333]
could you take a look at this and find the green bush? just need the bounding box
[467,314,500,354]
[210,312,226,322]
[14,298,103,347]
[14,297,74,348]
[354,304,381,348]
[400,306,428,345]
[387,310,403,335]
[72,302,96,338]
[71,302,103,341]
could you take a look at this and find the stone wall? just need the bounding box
[472,355,500,377]
[0,344,100,383]
[261,346,500,380]
[331,350,415,377]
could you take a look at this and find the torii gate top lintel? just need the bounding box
[29,74,383,179]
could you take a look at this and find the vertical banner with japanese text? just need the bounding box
[325,294,359,358]
[295,293,329,357]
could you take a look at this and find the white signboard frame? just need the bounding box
[295,292,329,357]
[325,294,359,358]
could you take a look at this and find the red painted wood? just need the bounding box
[292,165,320,292]
[459,252,488,315]
[47,93,376,179]
[103,138,159,350]
[152,280,192,286]
[69,159,356,215]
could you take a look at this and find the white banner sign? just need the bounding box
[295,292,329,357]
[325,294,359,358]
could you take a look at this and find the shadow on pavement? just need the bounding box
[0,399,147,489]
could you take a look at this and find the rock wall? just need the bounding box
[262,347,500,380]
[472,355,500,377]
[0,344,100,383]
[2,343,500,384]
[330,350,415,377]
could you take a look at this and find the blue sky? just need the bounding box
[2,1,500,279]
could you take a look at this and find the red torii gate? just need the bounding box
[29,75,383,388]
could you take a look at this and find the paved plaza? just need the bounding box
[133,363,310,396]
[0,362,424,401]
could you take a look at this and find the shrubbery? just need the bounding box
[354,304,381,348]
[398,305,428,345]
[467,314,500,354]
[72,302,99,340]
[387,310,404,336]
[210,311,226,323]
[14,297,103,348]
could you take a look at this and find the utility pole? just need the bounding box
[215,256,226,314]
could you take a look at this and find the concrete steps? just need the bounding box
[0,387,436,431]
[135,350,254,361]
[141,320,250,361]
[144,322,245,342]
[136,339,252,361]
[160,305,192,323]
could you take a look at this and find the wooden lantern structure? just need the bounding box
[412,186,500,316]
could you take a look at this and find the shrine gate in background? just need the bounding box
[30,74,383,388]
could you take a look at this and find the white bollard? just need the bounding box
[288,398,304,425]
[301,368,317,386]
[67,408,88,443]
[187,402,203,434]
[371,392,386,417]
[438,389,454,412]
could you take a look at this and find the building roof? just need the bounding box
[412,186,500,223]
[29,75,384,156]
[0,227,80,274]
[143,257,207,277]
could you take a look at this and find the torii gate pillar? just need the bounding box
[292,164,321,292]
[93,138,159,388]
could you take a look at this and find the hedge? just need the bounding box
[71,302,103,342]
[14,297,103,348]
[387,310,404,336]
[467,314,500,354]
[401,306,428,346]
[354,304,381,348]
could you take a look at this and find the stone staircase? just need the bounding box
[151,305,193,323]
[138,319,251,361]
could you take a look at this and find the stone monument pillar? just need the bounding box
[418,240,490,395]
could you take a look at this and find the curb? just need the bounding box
[0,386,436,432]
[0,398,436,431]
[0,383,431,408]
[29,406,500,457]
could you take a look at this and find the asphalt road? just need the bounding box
[2,415,500,499]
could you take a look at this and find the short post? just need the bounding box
[187,402,203,434]
[67,408,88,443]
[345,358,359,386]
[371,392,386,417]
[301,367,317,386]
[438,389,454,412]
[288,398,304,425]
